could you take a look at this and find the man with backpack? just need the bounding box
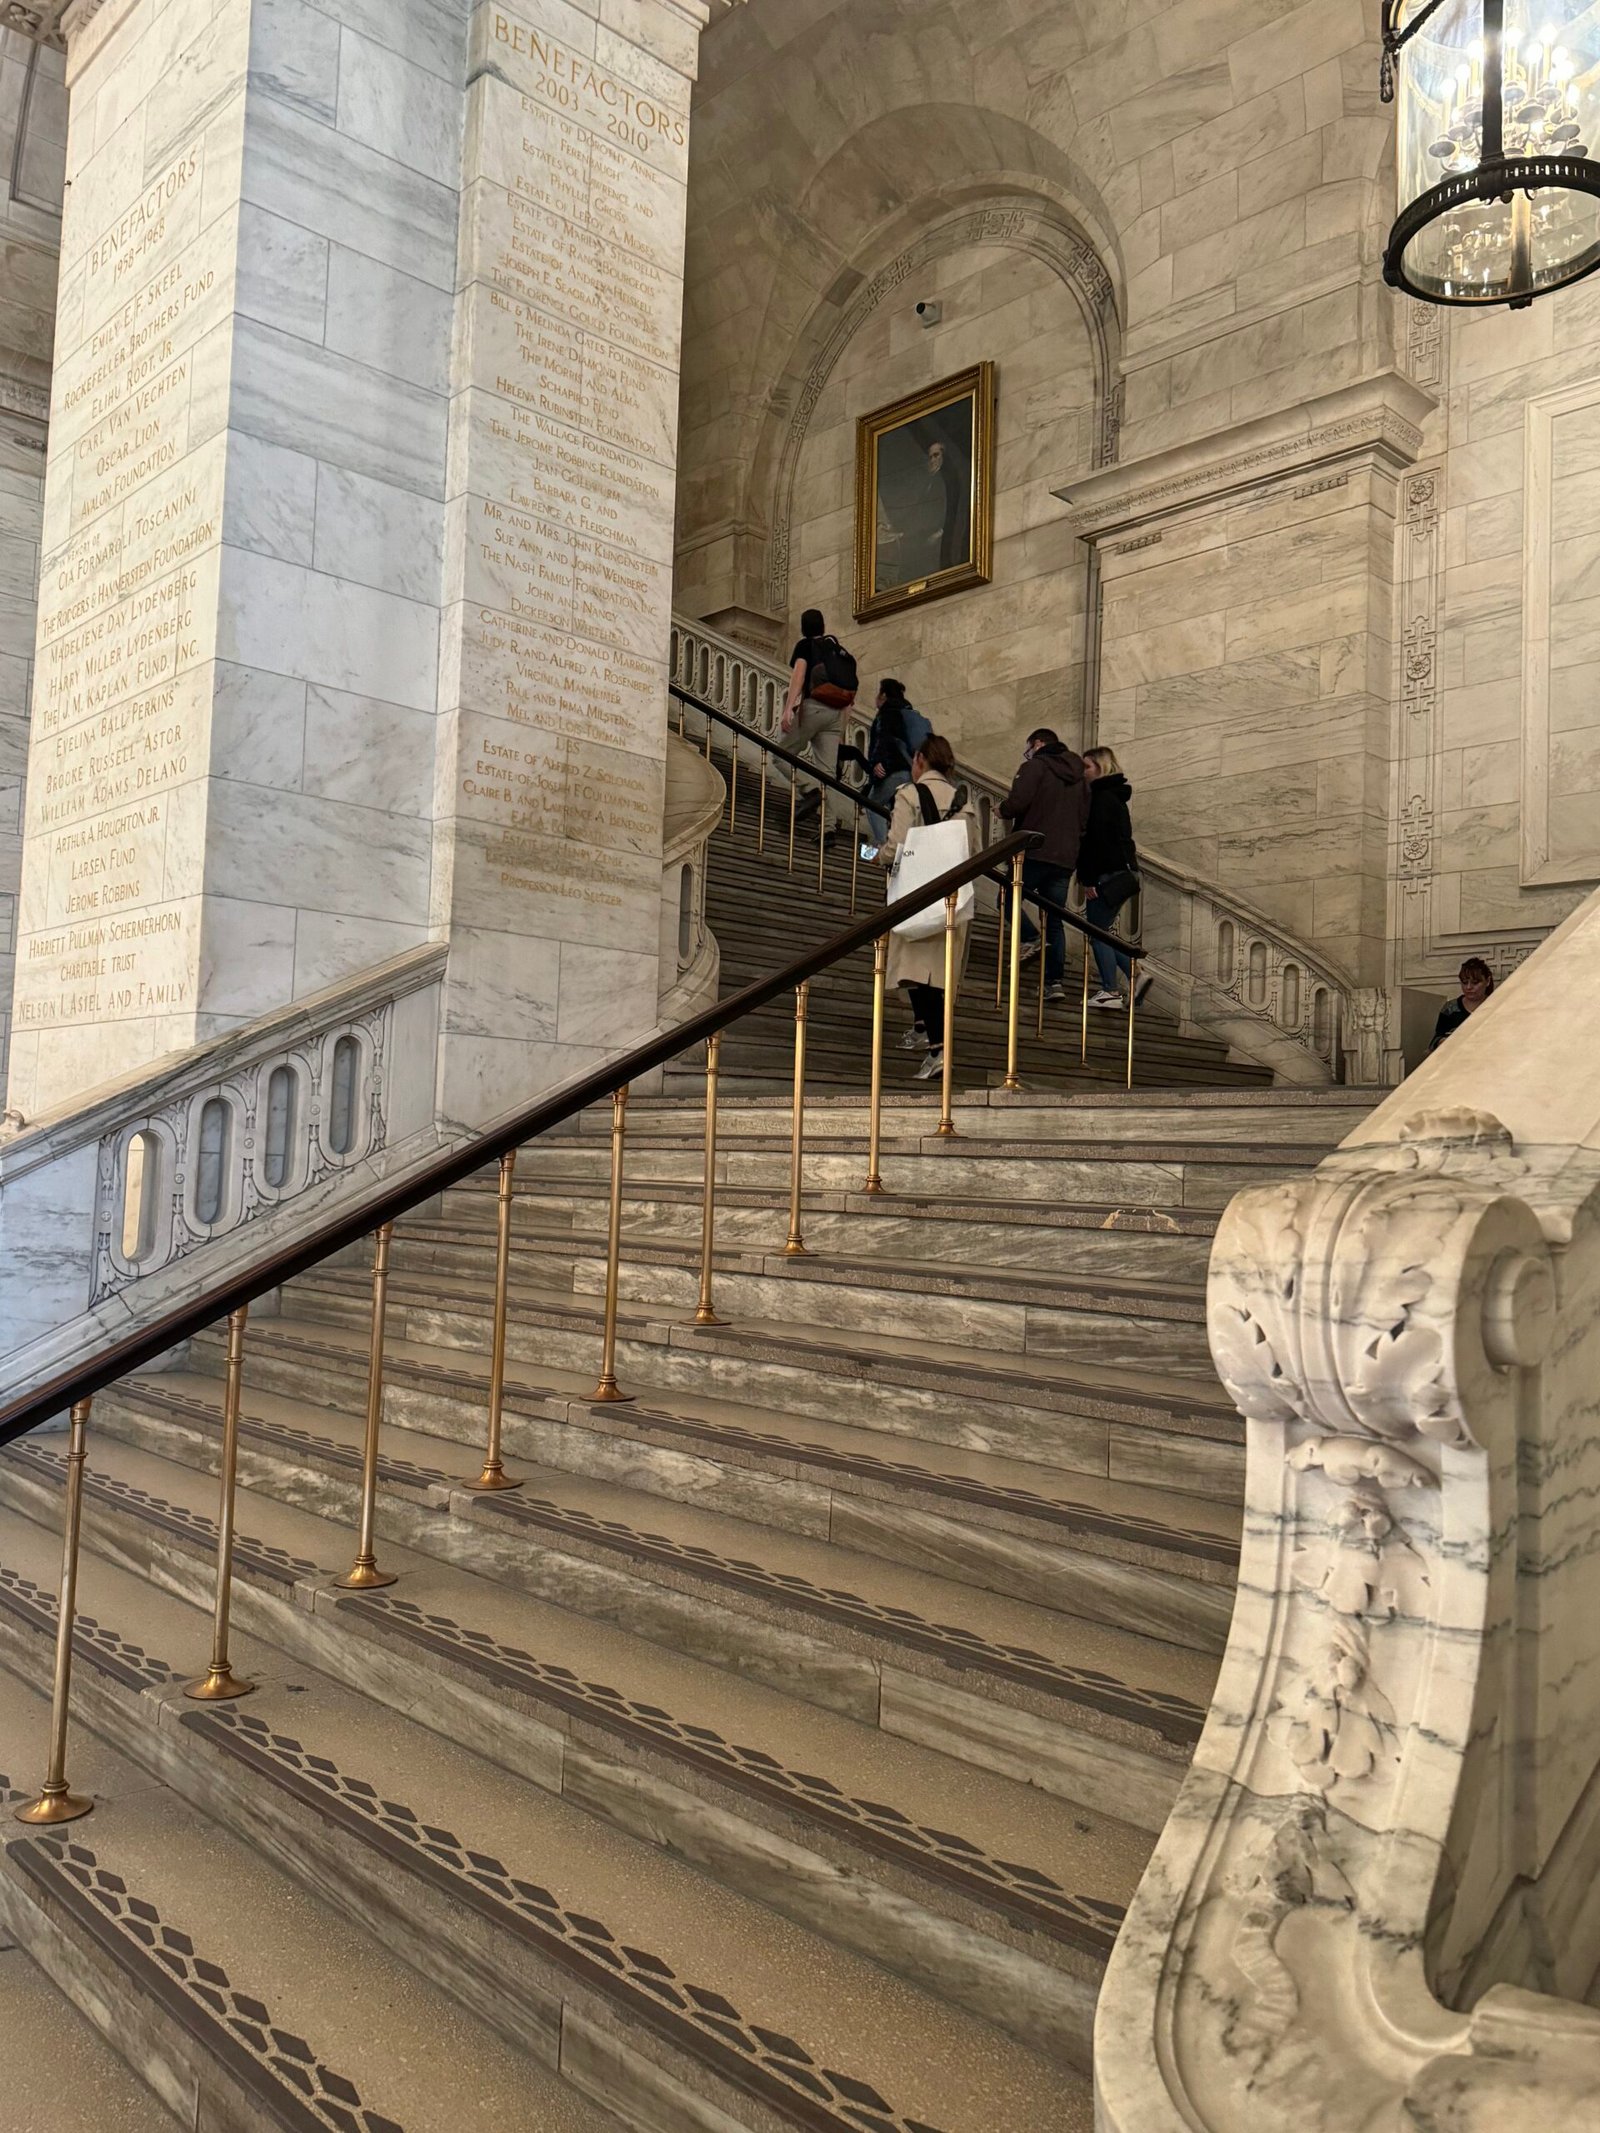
[780,608,857,822]
[999,726,1089,1002]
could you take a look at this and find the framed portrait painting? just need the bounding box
[853,362,995,623]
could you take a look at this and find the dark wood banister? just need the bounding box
[669,680,1143,958]
[0,828,1039,1449]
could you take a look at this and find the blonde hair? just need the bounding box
[1084,745,1122,776]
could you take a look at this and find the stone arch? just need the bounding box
[753,189,1121,620]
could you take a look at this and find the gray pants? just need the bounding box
[786,697,847,824]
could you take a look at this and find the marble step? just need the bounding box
[186,1309,1239,1596]
[441,1174,1220,1281]
[505,1132,1310,1213]
[280,1262,1247,1498]
[382,1224,1218,1376]
[0,1634,617,2133]
[0,1941,182,2133]
[0,1495,1095,2132]
[169,1322,1234,1654]
[0,1439,1146,2069]
[70,1373,1214,1820]
[612,1087,1373,1147]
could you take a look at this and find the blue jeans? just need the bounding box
[1019,859,1070,983]
[864,770,910,845]
[1086,885,1135,992]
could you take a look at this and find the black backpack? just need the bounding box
[809,635,859,708]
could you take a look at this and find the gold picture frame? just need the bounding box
[853,361,995,623]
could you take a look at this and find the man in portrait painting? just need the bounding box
[874,408,973,593]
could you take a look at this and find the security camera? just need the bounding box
[915,300,942,326]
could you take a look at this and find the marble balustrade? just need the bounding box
[1096,879,1600,2128]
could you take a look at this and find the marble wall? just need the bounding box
[672,0,1600,1000]
[6,0,705,1130]
[679,233,1102,762]
[7,0,460,1120]
[0,28,65,1096]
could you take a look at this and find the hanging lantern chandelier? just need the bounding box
[1382,0,1600,307]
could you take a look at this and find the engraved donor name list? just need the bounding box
[11,130,226,1069]
[438,2,691,1045]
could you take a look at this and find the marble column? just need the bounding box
[7,0,708,1128]
[431,0,703,1119]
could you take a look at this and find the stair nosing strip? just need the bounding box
[5,1837,403,2133]
[52,1401,1208,1746]
[190,1706,950,2133]
[0,1453,1128,1962]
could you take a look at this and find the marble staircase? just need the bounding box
[690,742,1272,1095]
[0,1072,1374,2131]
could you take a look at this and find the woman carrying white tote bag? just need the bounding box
[880,737,979,1078]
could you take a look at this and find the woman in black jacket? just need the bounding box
[1078,748,1151,1009]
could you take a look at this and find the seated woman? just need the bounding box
[879,735,978,1079]
[1428,957,1493,1050]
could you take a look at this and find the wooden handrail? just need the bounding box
[0,829,1038,1448]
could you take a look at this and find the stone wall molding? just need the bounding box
[1057,374,1438,543]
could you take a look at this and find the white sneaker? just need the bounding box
[916,1048,944,1079]
[1089,989,1124,1010]
[1017,939,1041,964]
[900,1028,929,1050]
[1133,972,1154,1006]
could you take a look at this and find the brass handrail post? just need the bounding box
[784,981,810,1256]
[1003,855,1025,1093]
[336,1223,398,1590]
[1126,955,1139,1091]
[592,1087,635,1401]
[185,1306,255,1699]
[466,1151,522,1491]
[865,935,887,1194]
[788,777,797,874]
[15,1398,94,1825]
[691,1035,726,1327]
[1080,934,1092,1065]
[758,751,768,854]
[849,814,859,915]
[816,791,827,896]
[937,893,959,1138]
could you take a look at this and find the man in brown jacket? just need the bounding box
[999,728,1089,1000]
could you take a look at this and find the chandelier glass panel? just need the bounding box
[1383,0,1600,305]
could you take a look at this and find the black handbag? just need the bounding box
[1095,866,1141,912]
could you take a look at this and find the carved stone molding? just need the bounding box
[1058,373,1437,542]
[763,197,1121,615]
[1096,1108,1564,2131]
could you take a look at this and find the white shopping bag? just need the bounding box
[888,811,973,940]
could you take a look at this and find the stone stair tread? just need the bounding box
[0,1511,1091,2133]
[201,1314,1242,1553]
[107,1359,1224,1709]
[0,1650,615,2133]
[396,1216,1210,1317]
[297,1260,1234,1421]
[0,1441,1154,1932]
[0,1943,182,2133]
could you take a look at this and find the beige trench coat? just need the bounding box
[881,774,979,992]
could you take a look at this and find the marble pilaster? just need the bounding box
[430,0,704,1120]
